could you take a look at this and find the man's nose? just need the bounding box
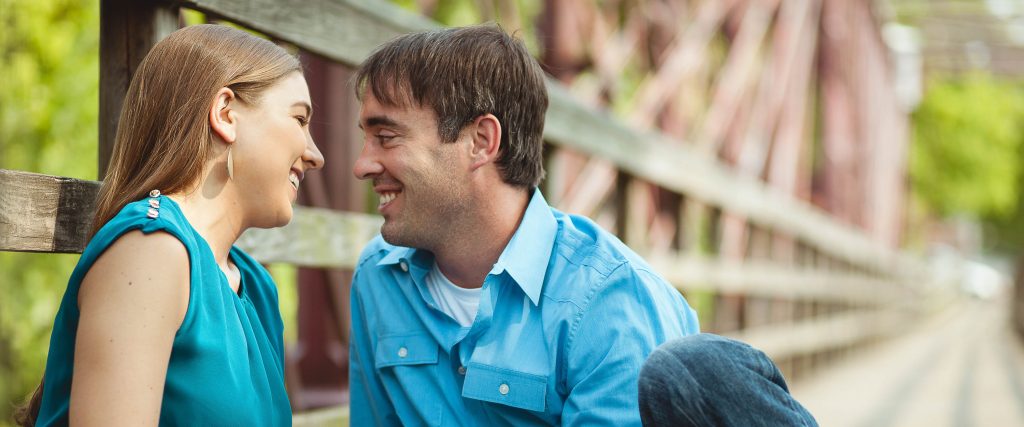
[353,142,383,180]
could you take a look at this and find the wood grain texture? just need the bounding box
[1,170,908,304]
[0,170,380,267]
[0,170,100,253]
[99,0,179,177]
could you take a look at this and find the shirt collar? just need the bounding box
[377,245,414,267]
[489,189,557,306]
[375,189,557,306]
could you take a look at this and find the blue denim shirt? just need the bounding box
[350,190,699,426]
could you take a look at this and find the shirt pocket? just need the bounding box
[375,332,443,426]
[375,332,439,368]
[461,363,548,412]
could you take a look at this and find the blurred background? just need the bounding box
[3,0,1024,425]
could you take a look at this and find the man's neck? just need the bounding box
[432,186,531,289]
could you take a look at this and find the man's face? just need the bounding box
[354,91,472,249]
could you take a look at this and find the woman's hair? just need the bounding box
[14,24,300,427]
[94,23,302,235]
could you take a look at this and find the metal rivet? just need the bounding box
[399,261,409,272]
[398,347,408,358]
[149,189,161,198]
[146,208,159,219]
[498,383,509,395]
[457,366,467,375]
[148,199,160,208]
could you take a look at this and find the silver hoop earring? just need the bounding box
[226,146,234,180]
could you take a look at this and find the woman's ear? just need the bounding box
[209,87,238,144]
[468,114,502,171]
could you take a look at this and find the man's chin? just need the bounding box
[380,223,411,247]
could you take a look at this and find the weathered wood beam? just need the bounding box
[175,0,439,67]
[0,170,100,253]
[100,0,180,178]
[0,169,380,269]
[724,308,916,361]
[292,404,348,427]
[1,169,911,304]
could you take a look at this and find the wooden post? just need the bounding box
[99,0,179,179]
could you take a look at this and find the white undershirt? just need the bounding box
[425,262,482,327]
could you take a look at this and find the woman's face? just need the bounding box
[232,72,324,228]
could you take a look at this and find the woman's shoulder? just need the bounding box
[90,195,195,252]
[81,228,190,314]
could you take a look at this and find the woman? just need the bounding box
[16,24,324,426]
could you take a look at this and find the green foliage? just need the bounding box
[0,0,99,423]
[0,0,99,178]
[911,73,1024,219]
[984,139,1024,252]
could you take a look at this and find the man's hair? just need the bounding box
[354,24,548,188]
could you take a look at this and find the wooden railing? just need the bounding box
[0,0,940,424]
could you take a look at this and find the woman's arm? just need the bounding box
[70,230,190,426]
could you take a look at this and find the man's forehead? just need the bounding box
[359,89,435,122]
[359,80,418,109]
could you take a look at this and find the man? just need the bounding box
[347,24,699,425]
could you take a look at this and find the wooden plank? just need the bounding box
[293,404,348,427]
[176,0,439,67]
[235,207,381,269]
[724,309,917,361]
[0,170,379,269]
[647,253,911,305]
[99,0,180,178]
[0,170,100,253]
[1,170,910,304]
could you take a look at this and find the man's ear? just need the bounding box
[468,114,501,171]
[209,87,238,144]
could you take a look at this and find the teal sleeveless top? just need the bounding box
[37,193,291,426]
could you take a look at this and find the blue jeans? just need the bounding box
[638,334,818,427]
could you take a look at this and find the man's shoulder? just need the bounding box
[549,208,656,277]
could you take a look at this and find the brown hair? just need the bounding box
[354,24,549,188]
[93,23,302,235]
[14,24,300,426]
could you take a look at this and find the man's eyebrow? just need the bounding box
[358,115,404,131]
[292,101,312,118]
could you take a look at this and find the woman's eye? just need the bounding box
[295,116,309,126]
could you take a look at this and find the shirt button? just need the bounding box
[399,261,409,272]
[457,366,467,375]
[398,347,408,358]
[498,383,510,395]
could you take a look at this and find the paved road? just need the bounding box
[791,296,1024,427]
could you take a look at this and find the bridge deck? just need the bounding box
[792,296,1024,427]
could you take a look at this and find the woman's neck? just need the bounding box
[167,172,245,267]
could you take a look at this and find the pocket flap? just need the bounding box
[375,332,439,368]
[461,363,547,412]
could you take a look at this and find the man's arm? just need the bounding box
[561,263,698,426]
[349,271,401,426]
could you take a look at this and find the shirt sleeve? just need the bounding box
[349,270,401,426]
[560,262,698,426]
